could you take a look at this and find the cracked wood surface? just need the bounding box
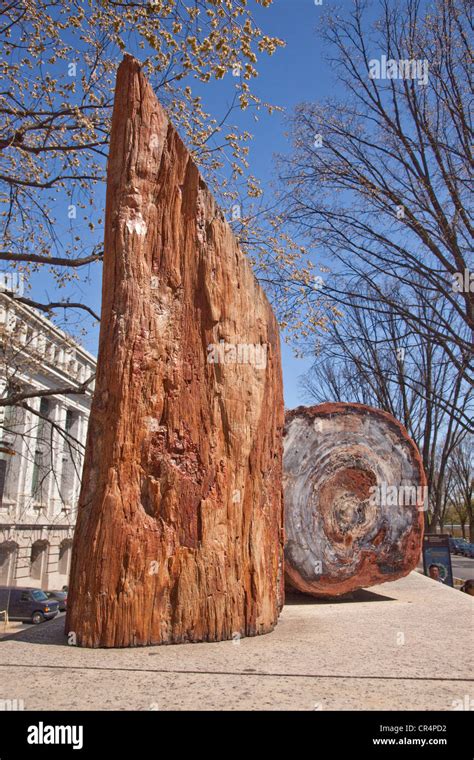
[283,403,425,597]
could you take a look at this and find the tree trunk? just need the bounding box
[283,403,425,597]
[65,55,284,647]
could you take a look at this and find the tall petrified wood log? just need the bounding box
[284,403,425,597]
[65,55,284,647]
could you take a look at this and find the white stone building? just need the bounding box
[0,289,96,589]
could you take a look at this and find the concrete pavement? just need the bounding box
[0,571,472,711]
[451,555,474,581]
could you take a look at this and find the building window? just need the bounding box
[0,459,6,507]
[31,398,50,503]
[58,540,73,578]
[65,409,75,432]
[60,410,77,508]
[30,540,48,583]
[0,542,18,584]
[0,401,20,506]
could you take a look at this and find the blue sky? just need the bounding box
[191,0,337,406]
[27,0,338,409]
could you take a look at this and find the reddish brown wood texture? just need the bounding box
[65,55,284,647]
[283,403,425,597]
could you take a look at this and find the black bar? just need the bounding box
[0,710,470,757]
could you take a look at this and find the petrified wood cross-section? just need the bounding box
[283,403,425,597]
[65,55,284,647]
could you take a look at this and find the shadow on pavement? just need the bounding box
[0,613,68,647]
[0,591,399,648]
[284,588,397,605]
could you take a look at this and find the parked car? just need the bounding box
[460,542,474,558]
[45,590,67,611]
[0,586,59,624]
[450,538,468,554]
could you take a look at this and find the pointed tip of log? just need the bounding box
[116,53,143,83]
[122,52,139,63]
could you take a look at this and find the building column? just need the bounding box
[73,413,87,507]
[17,396,41,518]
